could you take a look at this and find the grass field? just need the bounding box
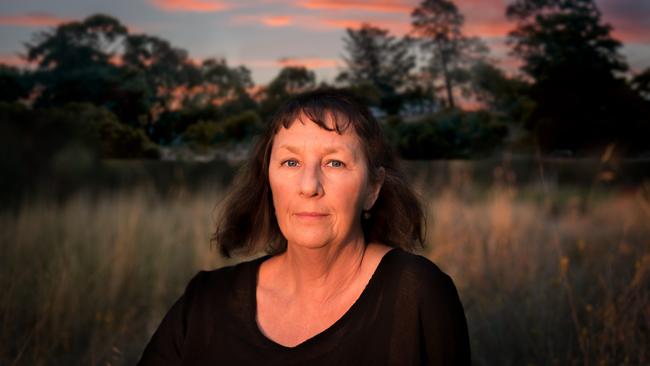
[1,159,649,365]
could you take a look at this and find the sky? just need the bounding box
[1,0,649,85]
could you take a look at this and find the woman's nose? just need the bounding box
[299,164,323,197]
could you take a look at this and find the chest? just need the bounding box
[255,283,366,347]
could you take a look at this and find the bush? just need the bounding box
[97,113,160,159]
[392,109,508,159]
[218,110,263,141]
[182,110,263,149]
[183,120,221,148]
[395,122,451,159]
[152,106,222,145]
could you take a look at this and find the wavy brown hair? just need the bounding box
[212,88,425,257]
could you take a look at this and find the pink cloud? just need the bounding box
[277,57,340,68]
[455,0,650,43]
[233,13,411,35]
[610,28,650,44]
[464,22,513,38]
[298,0,413,13]
[261,16,293,27]
[0,13,72,27]
[246,57,340,69]
[0,54,30,67]
[148,0,231,13]
[323,18,410,34]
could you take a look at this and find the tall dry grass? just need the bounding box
[1,175,649,365]
[0,186,227,365]
[423,173,650,365]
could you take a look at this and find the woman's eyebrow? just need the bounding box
[278,145,301,154]
[278,145,352,155]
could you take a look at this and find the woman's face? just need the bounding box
[268,116,383,250]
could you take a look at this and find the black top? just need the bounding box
[137,248,470,365]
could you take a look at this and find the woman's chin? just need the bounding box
[286,233,333,250]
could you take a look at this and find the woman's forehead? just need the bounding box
[272,117,362,153]
[278,109,354,132]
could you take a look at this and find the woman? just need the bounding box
[137,89,470,365]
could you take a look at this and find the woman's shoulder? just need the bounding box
[189,255,268,294]
[385,248,449,279]
[382,248,458,298]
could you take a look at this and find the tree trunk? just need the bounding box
[440,53,455,108]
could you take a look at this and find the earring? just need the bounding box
[362,210,371,219]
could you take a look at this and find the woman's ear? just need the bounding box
[365,167,385,210]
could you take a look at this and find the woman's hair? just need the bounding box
[212,88,425,257]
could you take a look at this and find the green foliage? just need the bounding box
[26,14,128,71]
[411,0,487,108]
[183,120,221,147]
[183,110,262,147]
[631,67,650,101]
[0,65,34,102]
[219,110,263,141]
[33,65,151,125]
[337,23,415,113]
[152,106,222,145]
[259,66,316,117]
[470,61,535,124]
[506,0,627,83]
[23,13,255,140]
[393,109,508,159]
[505,0,649,154]
[345,83,383,107]
[97,110,160,159]
[122,33,197,114]
[0,102,158,162]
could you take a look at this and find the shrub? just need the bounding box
[183,120,221,148]
[393,109,508,159]
[218,110,263,141]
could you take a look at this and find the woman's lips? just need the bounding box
[295,212,329,218]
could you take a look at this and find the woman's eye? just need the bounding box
[327,160,345,168]
[282,160,299,167]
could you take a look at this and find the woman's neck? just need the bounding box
[275,236,368,303]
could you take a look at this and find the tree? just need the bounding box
[259,66,316,116]
[506,0,639,152]
[631,67,650,101]
[182,58,255,111]
[507,0,627,81]
[470,61,534,124]
[337,23,415,114]
[0,65,34,102]
[411,0,486,108]
[122,33,197,113]
[267,66,315,95]
[24,14,150,124]
[26,14,128,71]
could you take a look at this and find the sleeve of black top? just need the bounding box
[136,271,203,366]
[419,270,471,366]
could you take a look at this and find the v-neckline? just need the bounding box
[249,248,399,351]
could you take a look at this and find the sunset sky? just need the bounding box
[1,0,649,84]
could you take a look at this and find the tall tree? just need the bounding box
[411,0,486,108]
[507,0,627,81]
[122,34,197,113]
[267,66,316,95]
[182,58,254,109]
[23,14,150,124]
[0,65,34,102]
[259,66,316,116]
[506,0,639,152]
[26,14,128,71]
[470,61,533,124]
[631,67,650,101]
[337,23,415,113]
